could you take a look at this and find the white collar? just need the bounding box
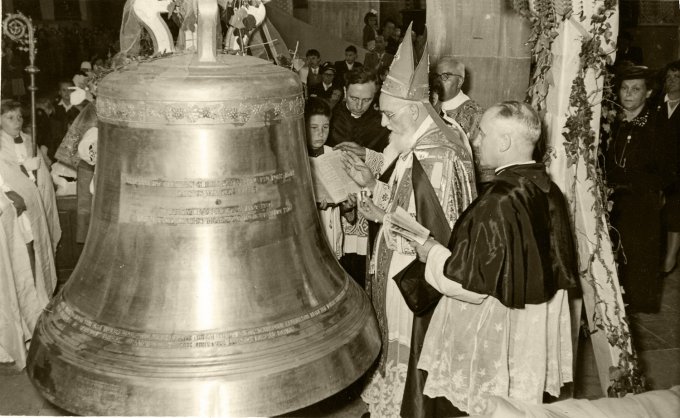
[399,115,434,159]
[665,94,680,117]
[346,102,364,119]
[323,82,332,89]
[390,117,435,185]
[1,129,21,142]
[494,160,536,174]
[1,130,28,161]
[58,99,72,111]
[441,91,470,112]
[346,62,354,69]
[664,94,680,103]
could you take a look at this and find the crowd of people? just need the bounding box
[299,14,680,418]
[1,55,100,373]
[297,11,403,109]
[1,6,679,417]
[299,22,580,416]
[605,62,680,313]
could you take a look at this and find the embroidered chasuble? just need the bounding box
[361,115,476,417]
[441,92,483,141]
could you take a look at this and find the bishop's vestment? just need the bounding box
[361,113,476,417]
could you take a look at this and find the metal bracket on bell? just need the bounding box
[197,0,218,63]
[131,0,175,54]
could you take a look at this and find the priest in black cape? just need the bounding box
[412,101,579,416]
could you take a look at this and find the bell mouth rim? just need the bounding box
[27,280,380,416]
[30,279,376,375]
[28,321,379,417]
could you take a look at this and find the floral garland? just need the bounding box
[564,1,645,397]
[514,0,646,396]
[513,0,572,112]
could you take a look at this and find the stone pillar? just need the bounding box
[307,0,380,46]
[426,0,531,108]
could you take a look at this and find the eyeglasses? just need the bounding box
[347,96,373,106]
[380,105,409,122]
[435,72,461,82]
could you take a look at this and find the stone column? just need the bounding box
[426,0,531,108]
[307,0,381,46]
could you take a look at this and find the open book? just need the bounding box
[388,207,431,245]
[309,150,361,204]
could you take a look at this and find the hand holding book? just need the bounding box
[386,207,430,245]
[309,150,362,203]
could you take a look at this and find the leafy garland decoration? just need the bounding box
[513,0,570,113]
[514,0,646,396]
[564,1,645,397]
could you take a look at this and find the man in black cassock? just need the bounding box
[327,68,390,288]
[411,101,579,416]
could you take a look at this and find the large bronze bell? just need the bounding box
[26,2,380,415]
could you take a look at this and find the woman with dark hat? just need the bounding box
[605,66,677,313]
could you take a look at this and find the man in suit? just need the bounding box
[53,79,79,139]
[335,45,363,87]
[297,49,322,98]
[308,62,337,100]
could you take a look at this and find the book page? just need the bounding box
[310,159,332,203]
[309,150,361,203]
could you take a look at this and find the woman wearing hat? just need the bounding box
[605,66,677,313]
